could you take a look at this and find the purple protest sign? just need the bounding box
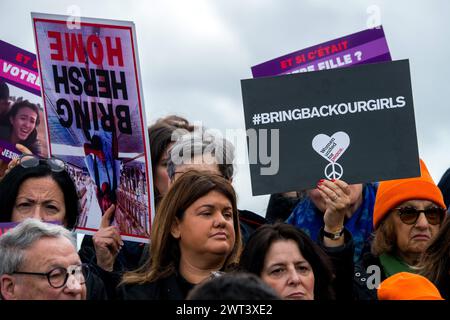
[0,140,21,162]
[251,26,391,77]
[0,39,41,96]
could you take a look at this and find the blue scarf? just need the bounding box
[286,184,377,263]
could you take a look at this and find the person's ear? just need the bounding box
[0,274,18,300]
[9,115,14,126]
[170,217,181,239]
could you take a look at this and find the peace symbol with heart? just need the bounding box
[312,131,350,179]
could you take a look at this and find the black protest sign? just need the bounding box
[241,59,420,196]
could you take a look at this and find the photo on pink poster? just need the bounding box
[32,13,154,242]
[0,39,49,175]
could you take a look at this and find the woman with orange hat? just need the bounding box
[354,159,447,299]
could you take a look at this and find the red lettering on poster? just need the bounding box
[46,31,124,67]
[48,31,64,61]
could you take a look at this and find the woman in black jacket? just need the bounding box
[354,159,446,299]
[117,171,242,299]
[78,116,195,289]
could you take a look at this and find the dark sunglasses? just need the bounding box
[395,206,446,225]
[19,154,66,172]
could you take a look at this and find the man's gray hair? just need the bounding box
[0,219,76,276]
[167,131,235,181]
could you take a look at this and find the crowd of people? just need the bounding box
[0,113,448,301]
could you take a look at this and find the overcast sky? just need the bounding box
[1,0,450,215]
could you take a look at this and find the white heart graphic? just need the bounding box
[312,131,350,163]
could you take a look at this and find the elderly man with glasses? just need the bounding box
[0,219,88,300]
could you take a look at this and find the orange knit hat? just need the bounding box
[377,272,444,300]
[373,159,446,228]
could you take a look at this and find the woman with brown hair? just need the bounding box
[117,170,242,299]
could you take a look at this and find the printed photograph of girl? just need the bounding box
[0,83,49,177]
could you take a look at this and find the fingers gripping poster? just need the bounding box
[32,13,154,242]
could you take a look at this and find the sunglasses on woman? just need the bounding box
[19,154,67,172]
[395,206,446,225]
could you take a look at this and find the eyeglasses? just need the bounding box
[395,206,446,225]
[13,264,90,289]
[19,154,66,172]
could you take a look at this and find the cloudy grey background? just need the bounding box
[1,0,450,217]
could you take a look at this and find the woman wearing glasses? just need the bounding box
[354,159,447,299]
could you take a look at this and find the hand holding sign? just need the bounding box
[312,131,350,180]
[317,179,352,247]
[92,204,124,272]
